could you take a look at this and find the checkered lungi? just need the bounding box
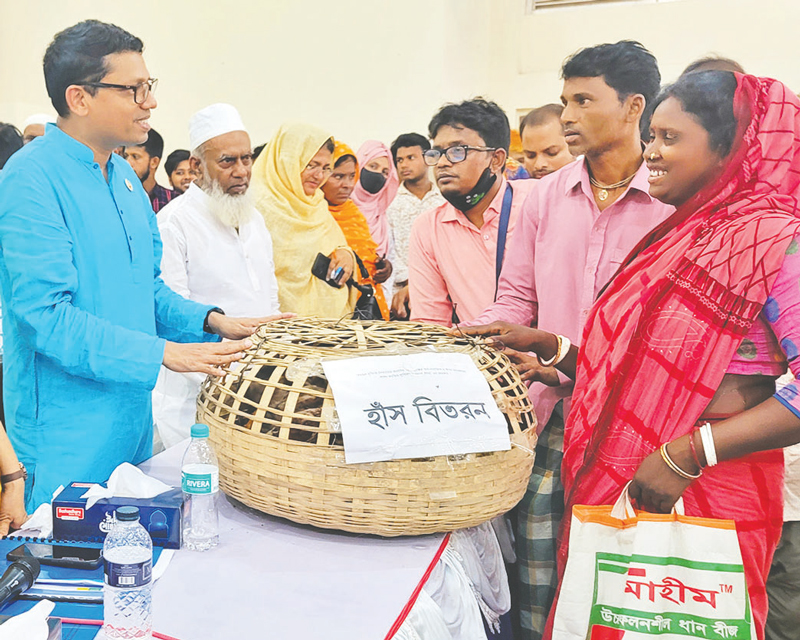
[513,400,565,639]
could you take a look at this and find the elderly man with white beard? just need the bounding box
[153,103,284,448]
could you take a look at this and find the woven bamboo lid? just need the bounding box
[198,318,537,535]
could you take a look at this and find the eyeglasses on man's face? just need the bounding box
[303,161,333,177]
[423,145,497,166]
[81,78,158,105]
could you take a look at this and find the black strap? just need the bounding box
[346,253,372,294]
[494,184,514,299]
[352,252,370,281]
[203,307,225,334]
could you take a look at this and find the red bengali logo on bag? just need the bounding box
[589,553,750,638]
[552,488,755,640]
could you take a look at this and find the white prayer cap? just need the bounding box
[23,113,55,129]
[189,103,248,150]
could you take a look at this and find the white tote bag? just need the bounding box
[552,485,756,639]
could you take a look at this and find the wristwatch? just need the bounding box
[203,307,225,334]
[1,462,27,486]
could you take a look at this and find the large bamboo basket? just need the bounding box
[197,318,537,536]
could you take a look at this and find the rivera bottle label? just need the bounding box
[181,464,219,495]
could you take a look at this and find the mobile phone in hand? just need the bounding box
[311,253,344,288]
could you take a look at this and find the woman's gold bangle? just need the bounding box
[660,443,702,480]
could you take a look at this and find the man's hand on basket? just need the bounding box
[206,312,294,340]
[163,340,252,377]
[503,348,560,386]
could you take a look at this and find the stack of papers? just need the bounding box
[22,577,103,603]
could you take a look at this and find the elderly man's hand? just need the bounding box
[0,479,27,536]
[207,312,294,340]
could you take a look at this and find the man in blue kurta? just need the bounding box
[0,20,268,509]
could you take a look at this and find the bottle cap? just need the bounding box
[191,423,210,438]
[116,506,140,522]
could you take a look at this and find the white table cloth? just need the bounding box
[139,444,447,639]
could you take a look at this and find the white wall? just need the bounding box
[488,0,800,119]
[0,0,494,175]
[2,0,798,179]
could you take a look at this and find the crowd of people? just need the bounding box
[1,17,800,640]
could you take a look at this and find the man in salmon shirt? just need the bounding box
[408,98,535,327]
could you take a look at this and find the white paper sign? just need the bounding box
[321,352,510,463]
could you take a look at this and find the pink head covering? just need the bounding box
[351,140,400,257]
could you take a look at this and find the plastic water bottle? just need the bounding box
[181,423,220,551]
[103,506,153,639]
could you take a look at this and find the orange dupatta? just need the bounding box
[327,141,390,319]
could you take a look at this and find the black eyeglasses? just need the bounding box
[423,145,496,166]
[81,78,158,105]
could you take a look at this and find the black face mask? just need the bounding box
[440,166,497,212]
[359,169,387,194]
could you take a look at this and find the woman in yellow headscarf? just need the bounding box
[251,123,359,318]
[321,141,390,320]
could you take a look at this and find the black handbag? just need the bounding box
[349,253,384,321]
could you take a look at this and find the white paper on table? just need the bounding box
[0,599,54,640]
[322,352,510,463]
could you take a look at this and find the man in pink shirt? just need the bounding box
[466,41,674,638]
[519,104,574,181]
[408,98,535,326]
